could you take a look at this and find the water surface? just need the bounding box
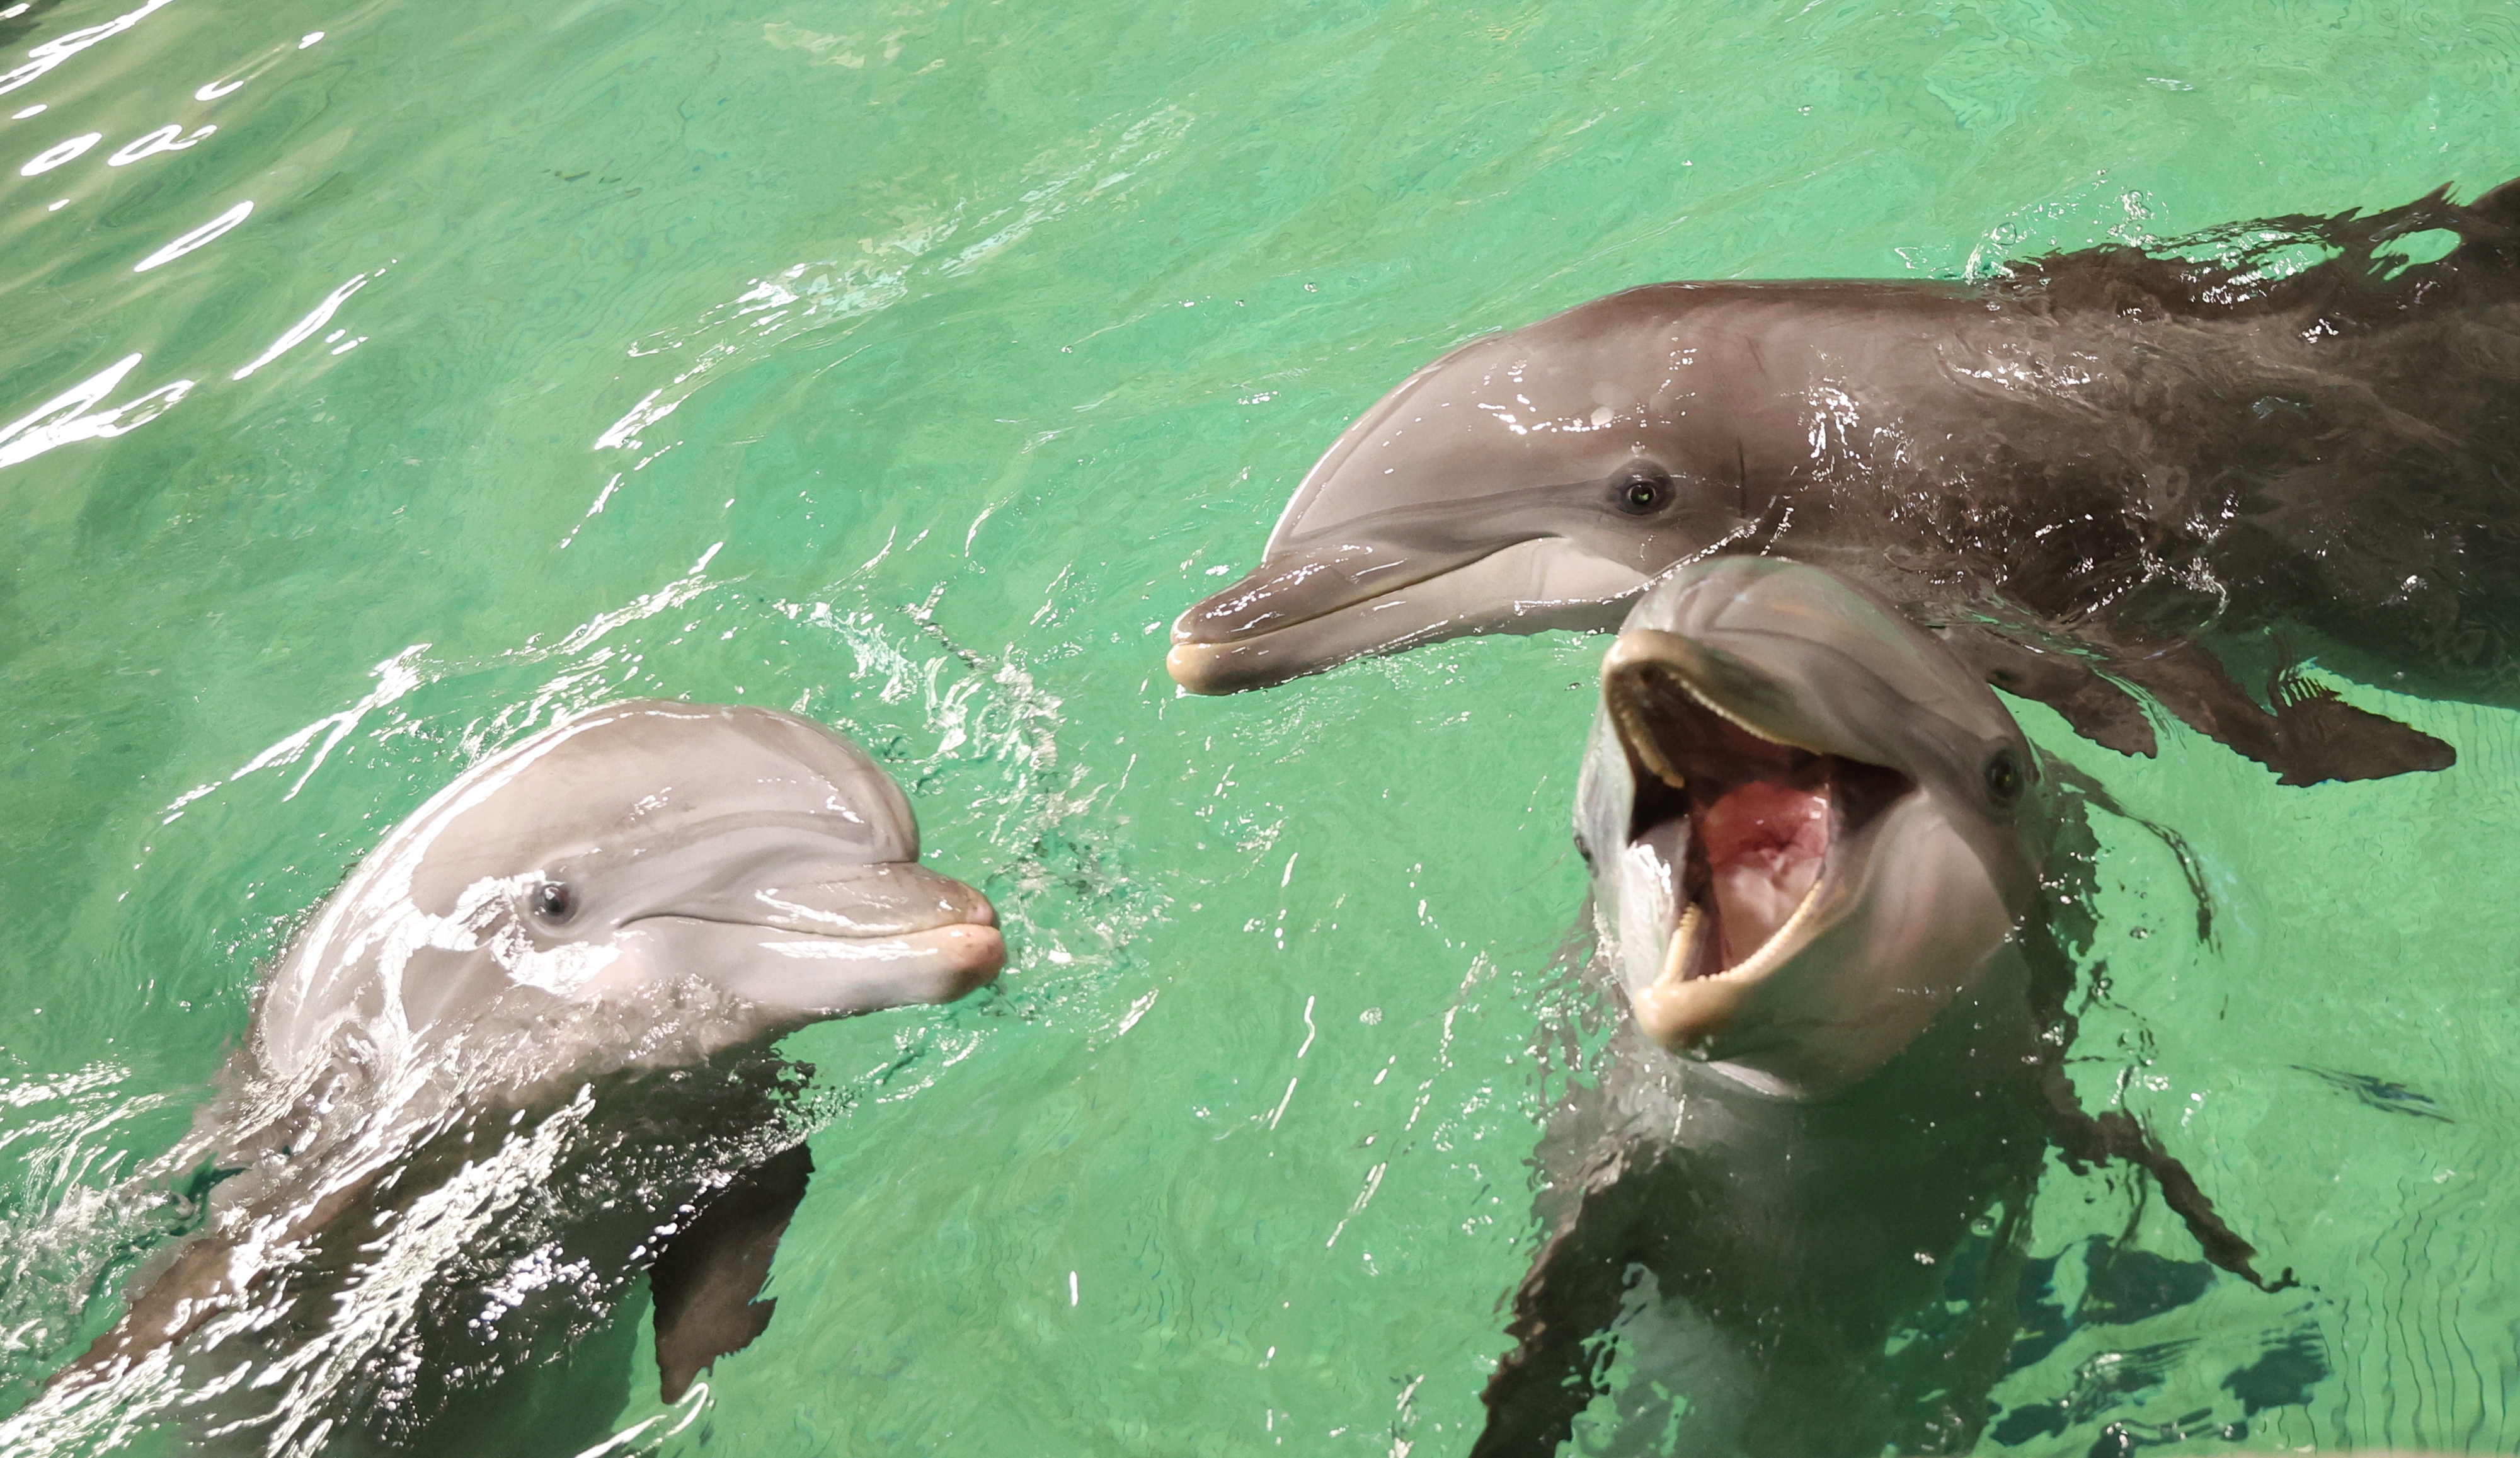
[4,0,2518,1451]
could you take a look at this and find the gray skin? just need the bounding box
[1574,557,2049,1096]
[40,701,1002,1445]
[1171,180,2520,784]
[1473,560,2275,1457]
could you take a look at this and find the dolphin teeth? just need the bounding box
[1610,692,1688,789]
[1659,902,1702,992]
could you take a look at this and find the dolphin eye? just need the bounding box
[531,881,576,922]
[1983,749,2025,806]
[1613,468,1673,516]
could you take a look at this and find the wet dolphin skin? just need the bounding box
[45,701,1002,1447]
[1171,180,2520,783]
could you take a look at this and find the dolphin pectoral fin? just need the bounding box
[2103,637,2453,785]
[2034,1064,2296,1294]
[53,1235,242,1392]
[1472,1153,1685,1458]
[1937,626,2158,757]
[650,1142,813,1403]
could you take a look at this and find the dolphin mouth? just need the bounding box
[1166,541,1521,693]
[607,916,1006,1023]
[1605,653,1913,1050]
[609,856,1007,1014]
[1168,535,1652,694]
[626,859,999,941]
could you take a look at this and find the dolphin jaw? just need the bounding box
[1169,539,1655,694]
[1601,641,1916,1057]
[599,852,997,941]
[609,914,1006,1023]
[587,858,1004,1015]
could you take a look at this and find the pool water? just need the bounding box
[3,0,2518,1452]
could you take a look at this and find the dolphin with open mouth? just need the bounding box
[1167,178,2520,784]
[1576,555,2050,1096]
[34,701,1003,1452]
[1470,558,2284,1456]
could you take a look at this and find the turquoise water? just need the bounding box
[4,0,2519,1451]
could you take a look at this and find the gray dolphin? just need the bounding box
[1472,559,2279,1456]
[37,701,1001,1448]
[1169,180,2520,784]
[1575,556,2050,1096]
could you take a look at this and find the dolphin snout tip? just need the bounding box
[1166,640,1251,695]
[932,923,1007,993]
[1165,642,1214,693]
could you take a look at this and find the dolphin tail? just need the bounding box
[649,1140,814,1403]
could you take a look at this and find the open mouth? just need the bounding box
[1608,656,1913,999]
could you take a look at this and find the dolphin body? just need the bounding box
[1473,560,2270,1457]
[1169,180,2520,784]
[35,701,1002,1453]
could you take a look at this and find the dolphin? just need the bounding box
[1472,560,2279,1457]
[1168,179,2520,784]
[34,700,1002,1450]
[1575,556,2051,1096]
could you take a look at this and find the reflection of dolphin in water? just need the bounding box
[42,701,1002,1450]
[1169,180,2520,783]
[1474,561,2277,1457]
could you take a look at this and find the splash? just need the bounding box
[784,591,1168,1036]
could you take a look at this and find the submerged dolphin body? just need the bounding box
[41,701,1002,1450]
[1474,561,2275,1456]
[1170,180,2520,783]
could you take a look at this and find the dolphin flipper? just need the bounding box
[1938,618,2453,783]
[2257,664,2460,785]
[649,1142,814,1402]
[2032,1061,2296,1294]
[2098,636,2453,785]
[1935,624,2160,757]
[1472,1152,1691,1458]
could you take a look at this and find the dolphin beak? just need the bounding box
[1167,540,1477,694]
[701,861,999,940]
[1598,629,1913,1057]
[619,858,1007,1020]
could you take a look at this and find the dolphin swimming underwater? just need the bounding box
[32,700,1002,1453]
[1472,560,2277,1457]
[1169,178,2520,784]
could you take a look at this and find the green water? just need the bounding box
[4,0,2519,1451]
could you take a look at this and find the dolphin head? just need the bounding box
[1167,285,1862,694]
[258,701,1005,1081]
[1574,558,2051,1097]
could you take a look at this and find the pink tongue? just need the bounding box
[1698,781,1830,969]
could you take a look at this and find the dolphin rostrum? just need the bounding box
[33,700,1002,1452]
[1170,180,2520,784]
[1473,559,2281,1456]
